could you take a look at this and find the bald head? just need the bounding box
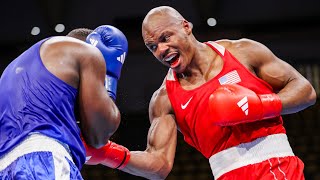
[143,6,184,26]
[142,6,193,39]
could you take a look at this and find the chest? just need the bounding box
[178,55,254,91]
[166,62,272,133]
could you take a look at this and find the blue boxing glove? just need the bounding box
[86,25,128,101]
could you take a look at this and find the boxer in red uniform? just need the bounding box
[87,6,316,180]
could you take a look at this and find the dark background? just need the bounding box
[1,0,319,179]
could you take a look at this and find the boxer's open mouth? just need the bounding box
[169,54,180,68]
[164,53,180,68]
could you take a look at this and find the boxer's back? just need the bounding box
[0,38,85,168]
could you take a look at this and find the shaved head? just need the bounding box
[142,6,193,40]
[143,6,185,26]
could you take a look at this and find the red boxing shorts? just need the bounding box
[209,134,305,180]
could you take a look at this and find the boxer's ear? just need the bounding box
[182,20,192,35]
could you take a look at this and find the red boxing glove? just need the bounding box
[83,140,130,169]
[208,84,282,126]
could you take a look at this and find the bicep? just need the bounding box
[78,47,120,147]
[245,40,301,91]
[79,49,106,99]
[147,87,177,158]
[147,115,177,155]
[244,40,316,113]
[79,47,108,101]
[257,56,301,92]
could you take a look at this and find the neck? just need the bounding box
[181,42,217,79]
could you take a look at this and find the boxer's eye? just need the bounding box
[160,35,170,42]
[146,43,157,52]
[164,35,170,42]
[149,45,157,52]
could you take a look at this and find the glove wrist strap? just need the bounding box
[101,141,131,169]
[105,75,118,101]
[259,93,282,119]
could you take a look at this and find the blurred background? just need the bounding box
[1,0,320,179]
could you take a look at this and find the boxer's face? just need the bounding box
[142,14,193,73]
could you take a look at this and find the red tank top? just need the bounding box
[165,41,285,159]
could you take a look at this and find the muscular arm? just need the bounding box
[120,84,177,180]
[232,39,316,114]
[78,43,120,148]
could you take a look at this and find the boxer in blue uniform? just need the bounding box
[0,25,128,179]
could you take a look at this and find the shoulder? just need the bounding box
[217,38,275,65]
[42,36,104,64]
[221,38,273,56]
[40,36,106,78]
[43,36,85,47]
[215,38,265,50]
[150,80,168,109]
[149,79,174,122]
[42,36,97,54]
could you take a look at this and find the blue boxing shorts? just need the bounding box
[0,133,83,180]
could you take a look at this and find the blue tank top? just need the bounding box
[0,38,85,169]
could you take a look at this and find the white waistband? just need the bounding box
[209,134,294,179]
[0,133,73,171]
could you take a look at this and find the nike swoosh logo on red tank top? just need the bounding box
[181,96,193,109]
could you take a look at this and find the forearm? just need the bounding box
[278,78,316,115]
[81,99,120,148]
[84,141,172,179]
[119,117,177,179]
[120,151,172,180]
